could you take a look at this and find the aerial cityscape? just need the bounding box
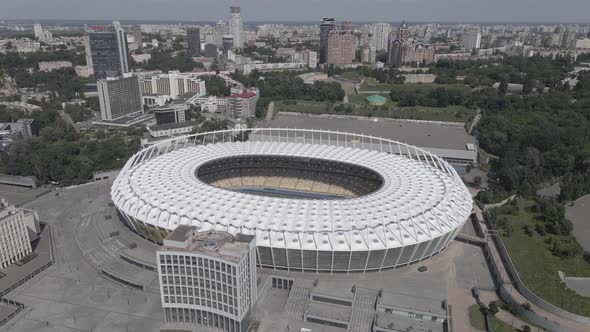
[0,2,590,332]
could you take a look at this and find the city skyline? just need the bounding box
[2,0,590,23]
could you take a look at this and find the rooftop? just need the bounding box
[265,113,477,161]
[266,113,475,152]
[378,291,447,317]
[161,227,254,262]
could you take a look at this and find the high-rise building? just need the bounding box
[33,23,52,42]
[129,25,143,47]
[187,27,202,57]
[88,23,129,79]
[319,18,336,64]
[33,23,43,39]
[387,21,435,67]
[215,20,229,48]
[229,6,243,49]
[157,227,257,331]
[326,30,356,66]
[84,36,93,69]
[0,198,40,270]
[461,31,482,51]
[371,23,391,52]
[97,75,143,121]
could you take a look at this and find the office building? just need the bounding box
[97,75,143,121]
[227,89,259,119]
[157,227,257,332]
[88,24,129,79]
[154,103,192,125]
[187,27,202,57]
[461,31,482,51]
[222,35,234,53]
[215,20,229,48]
[371,23,391,52]
[0,198,40,269]
[204,44,219,58]
[326,30,356,66]
[140,71,206,101]
[319,18,336,64]
[229,6,243,49]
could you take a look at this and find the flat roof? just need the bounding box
[305,302,352,322]
[374,313,443,332]
[378,291,447,317]
[266,113,476,152]
[161,228,253,262]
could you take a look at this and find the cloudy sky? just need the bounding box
[1,0,589,23]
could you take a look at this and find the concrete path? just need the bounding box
[495,310,545,332]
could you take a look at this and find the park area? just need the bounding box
[491,198,590,316]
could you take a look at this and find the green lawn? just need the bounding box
[275,98,475,125]
[338,71,364,81]
[493,198,590,316]
[468,305,517,332]
[360,82,470,92]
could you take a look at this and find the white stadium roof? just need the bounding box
[112,129,472,253]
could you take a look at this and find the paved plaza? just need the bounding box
[0,179,497,332]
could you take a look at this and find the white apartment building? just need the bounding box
[371,23,391,52]
[0,198,40,269]
[157,227,257,332]
[140,71,207,100]
[461,32,482,51]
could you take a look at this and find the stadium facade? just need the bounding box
[111,128,472,273]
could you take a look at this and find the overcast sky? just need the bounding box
[1,0,589,23]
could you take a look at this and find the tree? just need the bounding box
[498,81,508,94]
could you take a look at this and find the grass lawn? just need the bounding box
[360,82,470,92]
[468,305,517,332]
[338,71,364,81]
[493,198,590,316]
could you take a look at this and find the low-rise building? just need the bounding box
[75,65,94,78]
[38,61,72,72]
[157,227,257,332]
[0,101,42,114]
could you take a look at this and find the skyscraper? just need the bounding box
[326,30,356,66]
[371,23,391,52]
[88,23,129,79]
[33,23,43,39]
[229,6,243,49]
[187,27,201,57]
[319,18,336,64]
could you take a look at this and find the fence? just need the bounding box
[0,298,24,328]
[479,205,590,329]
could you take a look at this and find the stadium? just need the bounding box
[111,128,472,273]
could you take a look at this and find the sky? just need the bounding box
[1,0,589,23]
